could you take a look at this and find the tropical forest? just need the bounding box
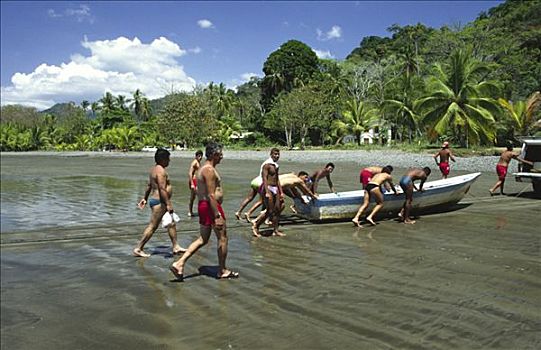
[1,0,540,152]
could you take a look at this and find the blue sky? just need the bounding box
[1,0,502,110]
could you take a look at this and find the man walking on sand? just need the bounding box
[398,167,431,224]
[170,142,239,281]
[489,145,533,196]
[433,141,455,179]
[188,150,203,217]
[252,148,284,237]
[133,148,185,258]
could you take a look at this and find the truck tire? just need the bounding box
[533,180,541,197]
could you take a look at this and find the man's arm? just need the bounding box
[156,170,173,212]
[517,157,534,166]
[449,151,456,163]
[417,178,427,192]
[433,152,439,164]
[138,180,152,209]
[262,164,271,197]
[202,167,222,221]
[386,178,398,195]
[297,181,317,200]
[188,161,197,188]
[326,174,336,193]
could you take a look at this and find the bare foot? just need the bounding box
[235,211,241,220]
[173,246,187,255]
[273,230,286,237]
[132,248,151,258]
[366,217,376,226]
[251,223,261,237]
[169,264,184,281]
[352,218,361,227]
[243,213,251,223]
[265,218,272,225]
[218,270,239,279]
[489,190,494,197]
[404,219,416,224]
[290,205,298,214]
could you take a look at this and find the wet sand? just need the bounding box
[1,153,540,349]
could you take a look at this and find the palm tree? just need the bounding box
[416,47,501,147]
[130,89,151,122]
[498,91,541,136]
[115,95,130,112]
[99,92,116,115]
[332,98,378,145]
[80,100,90,113]
[91,102,100,118]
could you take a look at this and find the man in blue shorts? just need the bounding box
[399,167,431,224]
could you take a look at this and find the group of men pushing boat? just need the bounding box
[131,141,533,281]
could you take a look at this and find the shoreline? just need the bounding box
[1,149,500,172]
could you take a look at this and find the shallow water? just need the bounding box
[1,153,540,349]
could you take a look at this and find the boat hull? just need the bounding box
[293,172,482,221]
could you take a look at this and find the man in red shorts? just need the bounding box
[170,142,239,281]
[187,150,203,217]
[433,141,456,179]
[359,165,392,189]
[489,145,533,196]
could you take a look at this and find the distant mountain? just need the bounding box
[40,102,93,118]
[41,96,171,118]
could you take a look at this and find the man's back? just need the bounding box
[498,150,517,166]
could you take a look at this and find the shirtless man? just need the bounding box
[398,167,431,224]
[133,148,185,257]
[252,148,284,237]
[235,149,282,222]
[352,166,398,227]
[280,171,318,213]
[187,150,203,217]
[235,176,263,222]
[489,145,533,195]
[433,141,456,179]
[310,163,336,196]
[170,142,238,280]
[359,165,392,189]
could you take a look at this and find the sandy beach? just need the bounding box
[1,151,540,349]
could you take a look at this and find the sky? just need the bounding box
[0,0,503,110]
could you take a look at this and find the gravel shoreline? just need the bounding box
[2,149,500,172]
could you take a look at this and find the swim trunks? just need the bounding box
[198,200,225,226]
[148,198,161,208]
[438,162,450,176]
[496,164,508,181]
[365,183,379,192]
[191,177,197,188]
[399,176,412,192]
[267,185,279,195]
[250,176,262,190]
[360,169,373,187]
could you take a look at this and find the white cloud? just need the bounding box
[47,5,94,24]
[317,25,342,41]
[240,72,259,81]
[188,46,202,54]
[227,73,261,91]
[313,49,334,59]
[197,19,214,29]
[0,36,197,110]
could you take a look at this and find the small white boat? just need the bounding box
[293,172,482,221]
